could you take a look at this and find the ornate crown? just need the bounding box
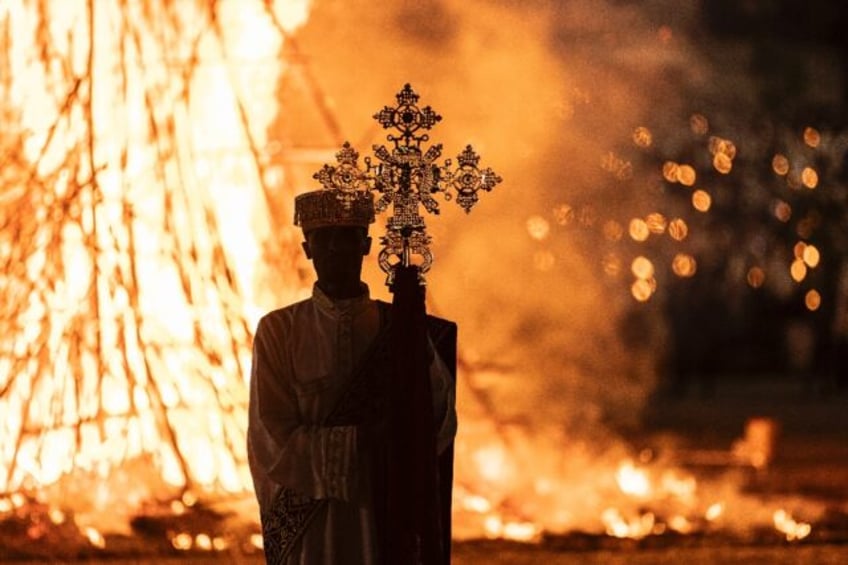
[293,188,375,232]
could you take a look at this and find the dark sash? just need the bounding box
[259,302,456,565]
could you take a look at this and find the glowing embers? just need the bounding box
[84,527,106,549]
[472,443,516,484]
[602,459,705,540]
[615,460,651,497]
[773,509,812,541]
[483,515,540,542]
[601,508,655,539]
[0,493,111,552]
[170,531,230,552]
[453,441,542,543]
[451,426,826,546]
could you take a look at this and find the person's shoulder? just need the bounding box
[257,297,314,329]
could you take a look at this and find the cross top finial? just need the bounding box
[313,84,502,287]
[373,83,442,150]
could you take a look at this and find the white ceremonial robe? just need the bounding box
[247,284,457,564]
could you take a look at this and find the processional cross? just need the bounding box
[313,84,502,286]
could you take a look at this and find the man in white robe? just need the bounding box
[247,189,457,564]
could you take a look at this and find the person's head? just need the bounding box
[294,189,375,298]
[302,225,372,297]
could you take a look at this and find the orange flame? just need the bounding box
[0,0,312,530]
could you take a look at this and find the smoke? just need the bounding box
[267,0,848,539]
[254,1,729,535]
[280,0,711,436]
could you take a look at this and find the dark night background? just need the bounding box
[642,1,848,394]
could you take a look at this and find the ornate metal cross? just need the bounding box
[313,83,502,285]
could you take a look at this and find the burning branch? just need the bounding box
[0,0,307,507]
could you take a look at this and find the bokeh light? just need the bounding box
[801,167,819,189]
[646,213,668,234]
[631,256,655,279]
[552,204,575,226]
[662,161,680,183]
[629,218,650,241]
[667,218,689,241]
[672,254,697,278]
[805,289,821,311]
[747,266,765,288]
[689,113,709,135]
[802,244,820,268]
[692,190,712,212]
[803,126,821,148]
[677,165,697,186]
[527,215,551,240]
[773,200,792,222]
[602,253,622,277]
[631,278,654,302]
[633,126,653,147]
[712,152,733,174]
[533,250,556,272]
[790,259,808,282]
[603,220,624,241]
[709,136,737,159]
[772,154,790,175]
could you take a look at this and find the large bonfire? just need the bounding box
[0,0,313,539]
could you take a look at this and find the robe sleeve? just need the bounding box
[430,344,457,455]
[247,315,358,502]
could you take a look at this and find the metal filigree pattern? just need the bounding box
[312,142,370,210]
[314,84,502,286]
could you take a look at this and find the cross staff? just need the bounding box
[313,83,502,286]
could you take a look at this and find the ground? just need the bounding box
[3,374,847,563]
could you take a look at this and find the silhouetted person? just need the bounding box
[247,188,457,564]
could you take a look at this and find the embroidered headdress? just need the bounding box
[294,188,375,232]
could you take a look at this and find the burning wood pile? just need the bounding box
[0,0,303,559]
